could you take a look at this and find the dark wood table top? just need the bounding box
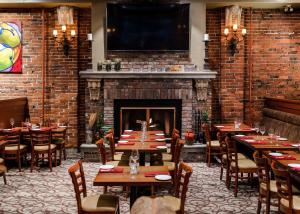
[93,166,172,186]
[233,135,298,152]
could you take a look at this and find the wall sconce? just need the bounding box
[53,25,76,57]
[224,24,246,56]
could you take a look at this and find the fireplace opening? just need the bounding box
[114,99,182,138]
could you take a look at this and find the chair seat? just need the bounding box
[281,195,300,211]
[0,158,4,165]
[222,153,247,160]
[162,153,172,161]
[207,140,220,147]
[34,144,56,152]
[52,139,65,145]
[131,196,176,214]
[260,180,277,193]
[81,194,118,212]
[230,159,257,170]
[163,161,175,171]
[161,196,181,212]
[0,165,7,173]
[5,144,27,152]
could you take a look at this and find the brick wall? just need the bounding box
[0,8,91,147]
[207,8,300,124]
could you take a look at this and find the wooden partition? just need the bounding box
[265,97,300,116]
[0,97,29,129]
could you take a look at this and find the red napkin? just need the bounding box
[290,167,300,172]
[282,143,292,146]
[120,136,136,140]
[272,156,296,160]
[241,128,253,131]
[238,136,254,140]
[99,167,124,173]
[248,141,268,145]
[41,127,51,131]
[144,172,170,177]
[118,142,135,146]
[150,143,166,148]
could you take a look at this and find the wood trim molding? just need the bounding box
[265,97,300,115]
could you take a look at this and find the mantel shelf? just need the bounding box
[79,69,217,79]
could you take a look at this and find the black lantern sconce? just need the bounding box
[53,25,76,57]
[224,24,246,56]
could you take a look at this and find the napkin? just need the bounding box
[238,136,254,140]
[248,141,268,145]
[144,172,170,177]
[120,136,136,140]
[150,143,166,148]
[118,142,135,146]
[272,155,296,160]
[282,143,292,146]
[290,167,300,172]
[99,167,124,173]
[41,127,51,131]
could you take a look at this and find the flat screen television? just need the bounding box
[106,3,190,51]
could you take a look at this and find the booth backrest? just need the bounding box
[263,98,300,141]
[0,97,29,129]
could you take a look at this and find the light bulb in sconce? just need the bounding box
[53,29,58,37]
[203,34,209,41]
[87,33,93,41]
[71,30,76,37]
[242,28,247,36]
[224,28,229,36]
[61,25,66,32]
[233,24,238,31]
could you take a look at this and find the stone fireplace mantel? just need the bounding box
[79,69,217,79]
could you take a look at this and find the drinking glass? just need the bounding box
[260,125,266,139]
[254,122,260,140]
[268,128,274,144]
[9,118,15,128]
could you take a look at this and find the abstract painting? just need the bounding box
[0,21,22,73]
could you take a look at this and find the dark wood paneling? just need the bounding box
[0,97,29,129]
[265,97,300,115]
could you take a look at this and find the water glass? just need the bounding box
[260,125,266,139]
[268,128,274,144]
[9,118,15,128]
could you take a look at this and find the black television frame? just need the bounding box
[105,2,191,52]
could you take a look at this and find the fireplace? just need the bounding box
[114,99,182,137]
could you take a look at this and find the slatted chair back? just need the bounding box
[105,133,115,160]
[51,128,66,142]
[174,162,193,214]
[225,135,238,168]
[170,132,180,161]
[68,160,87,214]
[271,161,293,211]
[253,151,271,191]
[0,129,21,149]
[30,129,51,148]
[96,139,107,164]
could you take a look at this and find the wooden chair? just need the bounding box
[105,133,129,162]
[30,129,57,172]
[271,161,300,214]
[1,129,27,172]
[0,157,7,184]
[163,139,185,180]
[68,160,120,214]
[226,135,257,197]
[253,151,278,214]
[203,123,221,167]
[220,133,247,187]
[51,128,67,162]
[162,130,180,162]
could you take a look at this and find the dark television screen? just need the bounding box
[106,3,190,51]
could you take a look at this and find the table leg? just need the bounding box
[139,152,145,166]
[130,186,138,208]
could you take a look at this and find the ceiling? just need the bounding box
[0,0,299,8]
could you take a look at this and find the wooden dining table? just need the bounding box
[93,165,172,207]
[233,135,298,156]
[213,123,256,135]
[117,131,167,166]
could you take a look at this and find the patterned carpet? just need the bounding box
[0,160,273,214]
